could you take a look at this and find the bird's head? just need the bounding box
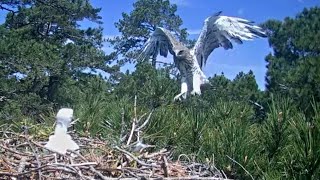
[56,108,73,127]
[175,49,190,60]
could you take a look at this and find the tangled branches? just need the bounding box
[0,130,228,179]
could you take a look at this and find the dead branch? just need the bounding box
[26,137,42,179]
[0,144,33,157]
[126,95,138,145]
[136,109,154,131]
[162,155,169,177]
[115,146,160,168]
[226,155,253,180]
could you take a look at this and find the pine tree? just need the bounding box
[263,7,320,114]
[108,0,189,68]
[0,0,113,119]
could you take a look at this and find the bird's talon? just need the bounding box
[174,96,182,101]
[191,90,201,96]
[174,93,187,101]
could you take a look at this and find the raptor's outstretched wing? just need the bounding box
[140,27,184,60]
[193,11,267,69]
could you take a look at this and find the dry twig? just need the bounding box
[226,155,253,180]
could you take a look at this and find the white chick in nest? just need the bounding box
[45,108,79,155]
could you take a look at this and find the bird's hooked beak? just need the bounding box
[175,49,183,56]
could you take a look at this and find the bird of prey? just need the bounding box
[141,11,267,100]
[45,108,79,155]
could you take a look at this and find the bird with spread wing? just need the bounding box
[141,11,267,101]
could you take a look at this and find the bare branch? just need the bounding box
[115,146,160,168]
[136,109,154,131]
[0,5,17,14]
[226,155,254,180]
[126,95,138,145]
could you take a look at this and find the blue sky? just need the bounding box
[90,0,319,90]
[1,0,319,89]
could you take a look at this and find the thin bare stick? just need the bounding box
[120,107,126,141]
[26,138,42,180]
[115,146,160,168]
[134,95,137,123]
[89,166,108,180]
[68,150,87,162]
[136,110,154,131]
[51,163,79,173]
[10,164,50,177]
[226,155,254,180]
[142,149,168,159]
[0,124,14,138]
[137,112,148,124]
[70,118,80,126]
[161,155,169,177]
[67,150,108,180]
[41,166,78,175]
[68,162,98,167]
[0,172,18,176]
[0,144,33,156]
[136,130,141,142]
[178,154,191,163]
[127,95,138,145]
[221,170,228,180]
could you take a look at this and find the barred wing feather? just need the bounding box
[193,12,267,69]
[141,27,183,59]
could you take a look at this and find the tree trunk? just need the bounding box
[47,75,59,102]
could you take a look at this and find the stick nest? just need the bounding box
[0,131,228,180]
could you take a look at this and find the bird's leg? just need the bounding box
[174,76,188,101]
[191,72,202,96]
[54,153,58,163]
[70,156,74,165]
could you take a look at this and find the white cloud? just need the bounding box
[169,0,190,7]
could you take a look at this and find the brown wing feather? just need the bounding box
[141,27,184,60]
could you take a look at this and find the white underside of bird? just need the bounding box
[141,11,267,100]
[172,51,208,101]
[45,108,79,155]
